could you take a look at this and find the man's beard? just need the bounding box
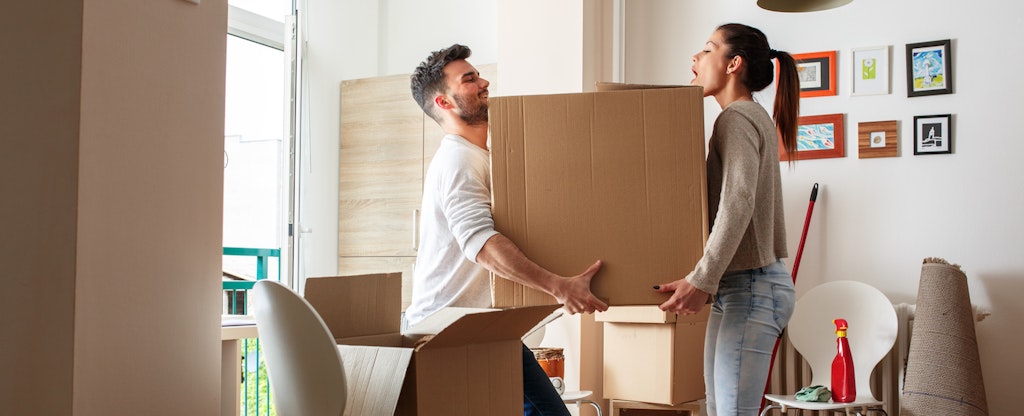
[454,93,488,125]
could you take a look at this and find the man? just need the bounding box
[406,44,607,415]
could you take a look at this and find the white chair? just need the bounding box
[251,280,347,416]
[760,280,897,416]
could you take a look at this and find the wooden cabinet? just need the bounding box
[338,65,495,309]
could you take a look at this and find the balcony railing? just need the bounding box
[223,247,280,416]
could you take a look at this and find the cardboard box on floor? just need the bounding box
[610,398,703,416]
[488,83,707,308]
[303,273,557,416]
[596,306,709,405]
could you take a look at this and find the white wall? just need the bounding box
[622,1,1021,414]
[300,0,498,278]
[2,1,227,414]
[74,1,227,414]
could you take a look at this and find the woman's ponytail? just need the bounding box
[772,50,800,160]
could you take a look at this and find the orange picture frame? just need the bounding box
[792,51,837,98]
[779,113,845,161]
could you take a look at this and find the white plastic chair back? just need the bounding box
[252,280,347,416]
[787,280,898,401]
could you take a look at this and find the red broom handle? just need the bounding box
[761,183,818,411]
[790,183,818,282]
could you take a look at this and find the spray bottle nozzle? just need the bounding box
[833,318,848,337]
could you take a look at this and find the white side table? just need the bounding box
[561,390,603,416]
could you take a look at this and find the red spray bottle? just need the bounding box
[831,318,856,403]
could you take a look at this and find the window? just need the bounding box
[223,1,296,285]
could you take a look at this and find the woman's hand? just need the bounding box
[654,278,709,315]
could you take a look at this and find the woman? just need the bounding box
[654,23,800,416]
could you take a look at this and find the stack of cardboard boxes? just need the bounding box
[489,84,710,412]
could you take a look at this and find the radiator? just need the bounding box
[764,303,917,415]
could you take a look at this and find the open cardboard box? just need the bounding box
[304,273,557,415]
[489,83,707,308]
[596,306,709,405]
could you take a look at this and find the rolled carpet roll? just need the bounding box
[901,257,988,415]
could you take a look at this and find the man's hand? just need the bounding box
[553,260,608,314]
[476,234,608,314]
[655,278,709,315]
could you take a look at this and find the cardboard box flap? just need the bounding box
[415,305,559,351]
[338,345,412,416]
[304,273,402,338]
[596,305,710,324]
[335,333,404,347]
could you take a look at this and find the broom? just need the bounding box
[760,182,818,410]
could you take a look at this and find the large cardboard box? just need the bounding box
[596,306,709,405]
[488,85,707,307]
[304,273,557,415]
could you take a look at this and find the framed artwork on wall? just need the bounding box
[858,120,898,158]
[913,114,952,155]
[906,39,953,97]
[780,113,845,161]
[852,46,890,96]
[793,51,837,97]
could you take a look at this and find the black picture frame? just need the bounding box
[913,114,952,155]
[906,39,953,97]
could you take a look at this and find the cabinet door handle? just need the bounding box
[413,209,420,251]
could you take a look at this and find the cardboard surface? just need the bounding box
[338,345,412,415]
[611,398,702,416]
[601,306,709,405]
[305,273,402,338]
[489,85,707,307]
[595,82,683,92]
[304,274,557,415]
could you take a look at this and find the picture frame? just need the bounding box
[913,114,952,155]
[852,46,890,96]
[780,113,845,161]
[906,39,953,97]
[858,120,898,158]
[793,51,837,97]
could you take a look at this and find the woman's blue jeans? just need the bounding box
[704,259,796,416]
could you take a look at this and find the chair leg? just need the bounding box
[582,399,603,416]
[759,404,782,416]
[854,407,889,416]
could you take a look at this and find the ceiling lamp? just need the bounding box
[757,0,852,12]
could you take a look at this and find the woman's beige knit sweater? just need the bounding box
[685,100,789,295]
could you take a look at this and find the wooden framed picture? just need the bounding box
[780,113,845,161]
[906,39,953,97]
[913,114,952,155]
[858,120,898,158]
[793,51,837,97]
[852,46,890,96]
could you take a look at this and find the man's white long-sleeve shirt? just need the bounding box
[404,134,499,327]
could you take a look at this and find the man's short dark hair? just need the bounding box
[411,44,472,122]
